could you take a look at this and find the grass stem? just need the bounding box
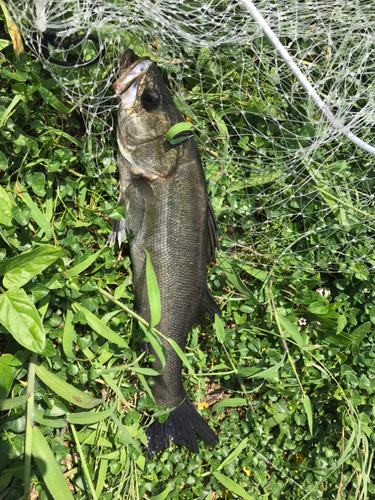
[71,423,99,500]
[24,352,37,500]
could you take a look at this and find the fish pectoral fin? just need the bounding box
[206,193,219,264]
[134,176,156,205]
[108,219,126,247]
[196,285,221,325]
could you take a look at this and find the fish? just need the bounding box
[111,48,220,456]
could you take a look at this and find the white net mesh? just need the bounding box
[9,0,375,273]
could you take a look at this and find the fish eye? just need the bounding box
[141,90,160,111]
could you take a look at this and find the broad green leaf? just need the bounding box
[263,413,287,428]
[351,322,371,345]
[150,484,174,500]
[140,324,167,367]
[71,423,100,500]
[214,314,225,343]
[237,359,284,379]
[11,205,31,226]
[109,409,139,448]
[337,315,347,334]
[30,172,46,197]
[308,300,329,315]
[38,87,71,113]
[102,373,128,406]
[275,311,304,346]
[212,398,247,412]
[1,245,64,288]
[196,46,211,70]
[0,473,12,493]
[302,394,313,434]
[62,307,75,359]
[0,39,12,50]
[143,248,161,327]
[168,338,194,375]
[334,425,356,469]
[226,174,282,192]
[217,438,248,470]
[81,431,113,448]
[114,279,131,300]
[33,408,66,428]
[65,248,103,277]
[67,406,114,425]
[32,426,74,500]
[218,252,258,304]
[40,128,83,148]
[0,394,28,411]
[0,185,13,226]
[213,471,254,500]
[166,122,193,145]
[237,262,269,282]
[0,94,22,126]
[101,309,121,325]
[130,366,163,376]
[0,353,14,399]
[99,451,120,460]
[95,459,108,498]
[35,364,103,409]
[72,303,128,348]
[21,189,53,239]
[0,288,45,353]
[324,332,352,347]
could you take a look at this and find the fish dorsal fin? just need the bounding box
[133,176,156,204]
[196,285,221,325]
[206,193,219,264]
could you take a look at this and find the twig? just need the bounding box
[336,425,345,499]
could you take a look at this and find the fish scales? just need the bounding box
[132,154,207,407]
[112,49,220,456]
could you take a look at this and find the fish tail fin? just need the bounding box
[145,398,218,457]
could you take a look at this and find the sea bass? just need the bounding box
[112,49,220,456]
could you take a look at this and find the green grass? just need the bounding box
[0,15,375,500]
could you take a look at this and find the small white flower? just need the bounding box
[316,287,330,298]
[299,318,307,326]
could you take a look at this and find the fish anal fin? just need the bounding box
[196,285,221,325]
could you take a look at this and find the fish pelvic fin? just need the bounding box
[108,219,126,247]
[145,398,218,458]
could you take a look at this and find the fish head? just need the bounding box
[114,49,185,181]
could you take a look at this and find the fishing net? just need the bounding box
[8,0,375,273]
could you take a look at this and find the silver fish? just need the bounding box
[112,49,220,456]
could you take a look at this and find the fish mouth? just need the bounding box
[113,49,152,99]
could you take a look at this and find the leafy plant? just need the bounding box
[0,14,374,500]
